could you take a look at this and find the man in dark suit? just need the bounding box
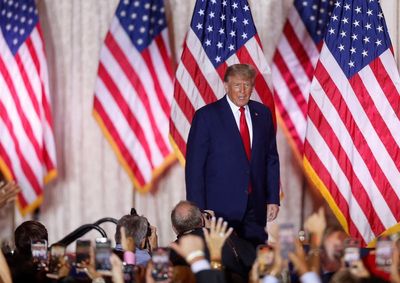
[185,64,280,245]
[169,200,256,281]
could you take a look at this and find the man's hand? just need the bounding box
[203,217,233,261]
[266,204,279,222]
[304,207,326,246]
[170,235,205,264]
[149,225,158,250]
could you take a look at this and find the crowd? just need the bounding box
[1,182,400,283]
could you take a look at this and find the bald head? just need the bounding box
[171,201,203,235]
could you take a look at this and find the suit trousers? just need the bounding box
[234,194,267,247]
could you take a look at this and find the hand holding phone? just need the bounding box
[151,247,170,281]
[47,245,66,279]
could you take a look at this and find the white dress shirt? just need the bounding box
[226,95,253,147]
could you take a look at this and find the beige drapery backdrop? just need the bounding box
[0,0,399,246]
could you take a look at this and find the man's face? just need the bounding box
[224,74,254,107]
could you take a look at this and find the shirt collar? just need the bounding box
[226,95,249,113]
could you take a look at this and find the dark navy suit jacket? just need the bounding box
[185,96,280,226]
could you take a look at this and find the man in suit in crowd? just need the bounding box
[185,64,280,245]
[170,200,255,281]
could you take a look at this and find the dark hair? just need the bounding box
[171,201,203,235]
[223,64,257,82]
[14,221,48,258]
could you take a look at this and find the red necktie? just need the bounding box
[239,107,251,161]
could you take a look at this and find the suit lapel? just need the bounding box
[219,96,249,162]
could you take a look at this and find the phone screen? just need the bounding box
[376,236,392,271]
[95,238,112,272]
[257,245,274,277]
[279,223,295,259]
[76,240,91,267]
[31,240,48,269]
[343,238,360,267]
[47,245,66,278]
[151,247,170,281]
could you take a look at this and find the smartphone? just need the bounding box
[76,239,91,268]
[151,247,170,281]
[257,245,274,277]
[47,245,66,279]
[31,239,48,269]
[279,223,295,259]
[343,238,360,268]
[95,238,112,273]
[376,236,392,271]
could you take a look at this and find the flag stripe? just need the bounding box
[105,33,169,160]
[98,62,155,166]
[94,97,147,184]
[99,45,165,166]
[351,73,400,165]
[141,47,170,121]
[0,131,30,207]
[305,118,375,244]
[173,80,196,123]
[0,63,44,177]
[307,94,390,233]
[185,30,226,99]
[378,50,400,96]
[14,53,41,119]
[287,7,320,61]
[319,51,400,189]
[304,137,369,245]
[95,78,153,179]
[282,21,314,81]
[154,34,174,79]
[0,102,42,196]
[274,92,305,151]
[181,44,216,105]
[370,56,400,120]
[273,50,308,117]
[316,61,400,211]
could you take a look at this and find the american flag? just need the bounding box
[169,0,275,162]
[304,0,400,246]
[0,0,57,215]
[272,0,333,158]
[93,0,175,192]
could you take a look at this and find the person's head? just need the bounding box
[322,225,347,260]
[171,201,203,235]
[116,215,150,251]
[14,220,48,258]
[329,269,360,283]
[223,64,257,107]
[321,225,347,272]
